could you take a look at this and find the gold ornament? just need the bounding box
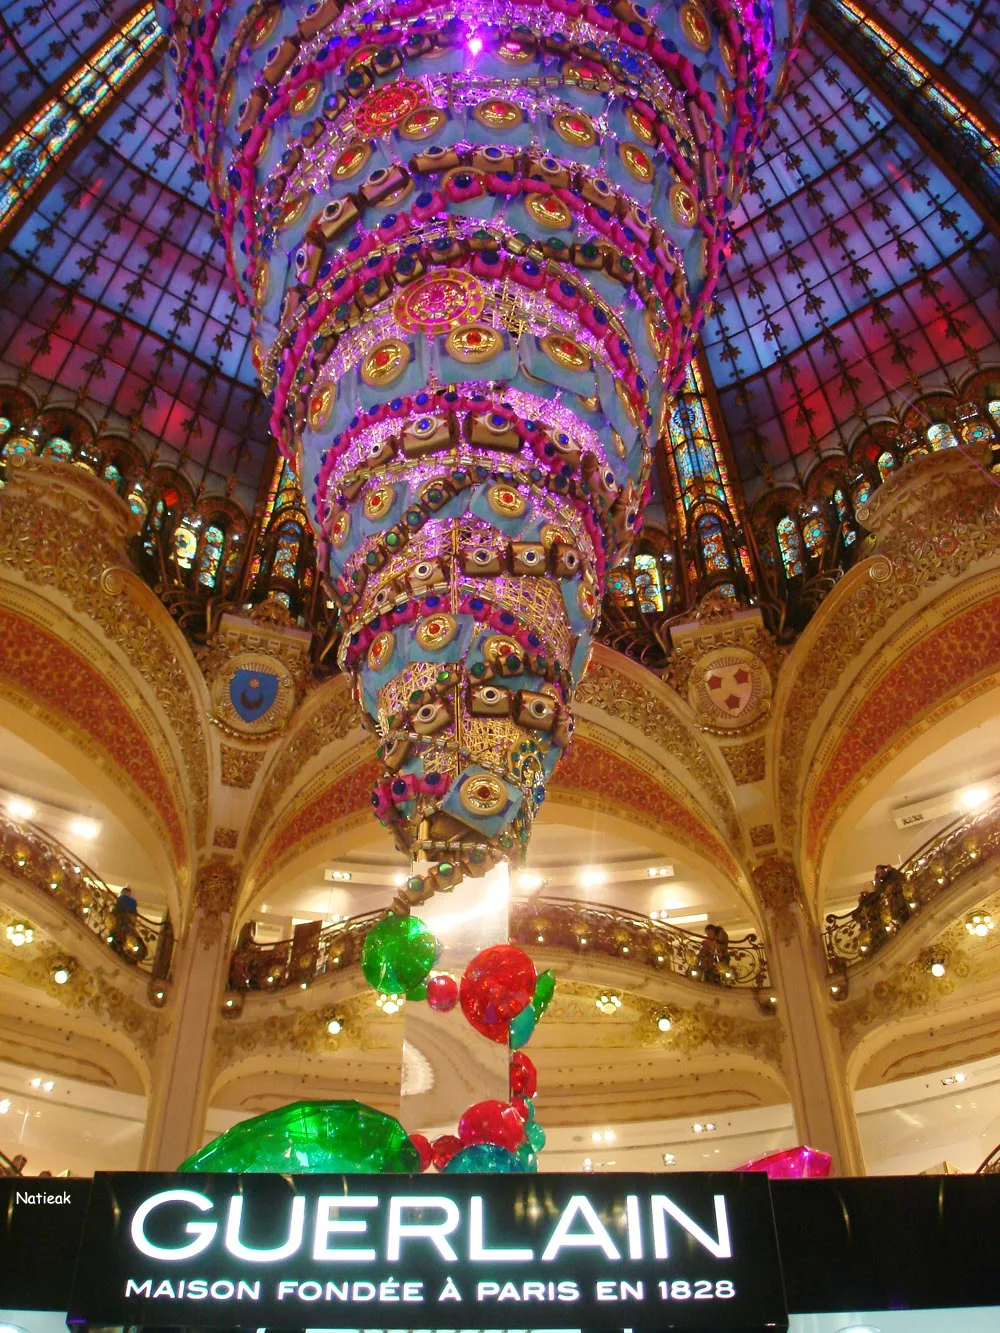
[459,773,508,816]
[360,339,410,386]
[444,324,502,363]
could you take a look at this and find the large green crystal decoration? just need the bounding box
[361,912,438,995]
[179,1100,419,1173]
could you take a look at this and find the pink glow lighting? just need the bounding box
[467,36,483,55]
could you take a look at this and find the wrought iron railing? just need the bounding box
[228,898,768,994]
[823,794,1000,970]
[0,811,173,977]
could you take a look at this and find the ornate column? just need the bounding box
[139,858,238,1169]
[754,855,865,1176]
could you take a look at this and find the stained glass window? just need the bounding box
[633,554,663,613]
[961,421,993,444]
[174,521,198,570]
[43,436,72,460]
[834,488,857,546]
[695,512,733,576]
[802,513,827,555]
[926,423,958,450]
[127,480,149,518]
[777,516,804,577]
[198,525,225,588]
[272,522,302,581]
[0,418,10,438]
[853,479,872,508]
[988,401,1000,428]
[3,436,35,457]
[876,451,896,481]
[103,463,123,490]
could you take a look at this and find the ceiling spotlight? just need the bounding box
[326,869,352,882]
[0,1099,10,1114]
[52,961,73,985]
[662,1152,676,1165]
[515,870,544,892]
[928,956,947,977]
[692,1123,704,1133]
[5,922,34,947]
[647,866,673,878]
[965,911,993,937]
[958,786,990,812]
[68,817,99,840]
[327,1017,343,1035]
[377,992,405,1015]
[595,993,622,1015]
[591,1129,615,1143]
[657,1015,672,1032]
[7,797,36,821]
[582,1157,594,1171]
[393,872,407,886]
[580,867,606,889]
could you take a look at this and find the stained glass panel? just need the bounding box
[777,516,804,577]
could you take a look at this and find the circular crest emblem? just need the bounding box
[212,652,295,736]
[688,647,772,731]
[394,270,485,335]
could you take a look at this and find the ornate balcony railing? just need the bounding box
[0,811,173,977]
[824,794,1000,970]
[227,898,769,996]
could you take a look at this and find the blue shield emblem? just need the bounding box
[229,668,280,723]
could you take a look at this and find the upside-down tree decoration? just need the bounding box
[162,0,804,1170]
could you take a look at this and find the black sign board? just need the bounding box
[66,1171,787,1330]
[0,1177,92,1312]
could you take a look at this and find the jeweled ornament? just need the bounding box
[460,944,536,1043]
[361,913,439,995]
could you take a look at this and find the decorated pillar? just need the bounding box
[754,856,865,1176]
[139,859,238,1169]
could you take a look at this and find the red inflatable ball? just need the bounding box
[460,944,536,1043]
[426,972,460,1012]
[409,1132,433,1172]
[510,1050,538,1098]
[431,1133,462,1170]
[458,1099,527,1154]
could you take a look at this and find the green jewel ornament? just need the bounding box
[178,1099,420,1173]
[509,1000,537,1049]
[362,913,439,994]
[533,968,555,1017]
[526,1118,546,1151]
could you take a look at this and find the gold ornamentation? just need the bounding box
[331,142,371,179]
[363,481,396,521]
[221,744,266,789]
[397,105,447,140]
[525,193,572,230]
[459,773,507,816]
[473,98,523,130]
[414,613,457,651]
[194,857,240,947]
[213,826,239,849]
[210,650,296,737]
[394,269,485,335]
[367,631,395,672]
[688,646,772,732]
[360,339,410,387]
[330,509,350,548]
[627,106,656,144]
[486,482,528,519]
[721,738,766,785]
[307,383,335,432]
[619,141,655,184]
[540,333,591,372]
[444,323,502,363]
[680,2,713,52]
[749,823,776,849]
[669,181,698,227]
[552,109,596,147]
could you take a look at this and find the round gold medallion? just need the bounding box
[719,34,736,78]
[646,309,669,361]
[717,76,733,123]
[330,509,351,548]
[360,339,410,387]
[680,2,713,52]
[487,483,528,519]
[250,6,280,48]
[459,773,508,817]
[415,612,458,651]
[277,192,308,230]
[669,181,699,227]
[308,383,335,432]
[251,337,266,375]
[525,192,572,230]
[578,579,599,622]
[497,37,533,65]
[367,630,395,672]
[331,142,371,180]
[540,523,571,549]
[364,481,396,521]
[619,141,655,184]
[290,79,321,117]
[445,324,502,363]
[552,109,596,147]
[473,98,523,131]
[398,105,447,141]
[626,106,656,145]
[541,334,592,373]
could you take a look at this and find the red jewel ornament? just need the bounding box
[510,1050,538,1098]
[509,1096,530,1123]
[426,973,459,1012]
[460,944,536,1043]
[458,1099,526,1153]
[409,1132,433,1171]
[431,1133,462,1170]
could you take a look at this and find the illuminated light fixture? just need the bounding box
[7,797,36,821]
[515,870,544,892]
[326,869,352,882]
[928,956,947,978]
[692,1122,716,1133]
[300,980,309,990]
[657,1015,672,1032]
[68,817,99,840]
[376,992,405,1015]
[595,992,622,1015]
[150,985,167,1006]
[582,1157,594,1171]
[5,922,33,947]
[327,1017,343,1035]
[591,1129,615,1143]
[0,1099,10,1114]
[467,34,483,54]
[580,866,606,889]
[51,961,72,985]
[965,910,994,937]
[768,995,778,1005]
[958,786,990,812]
[647,866,673,879]
[835,1326,881,1333]
[661,912,710,926]
[662,1152,676,1165]
[224,996,237,1009]
[392,872,407,887]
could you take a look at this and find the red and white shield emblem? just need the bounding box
[703,663,754,718]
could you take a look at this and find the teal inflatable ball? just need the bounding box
[361,913,439,994]
[178,1099,421,1173]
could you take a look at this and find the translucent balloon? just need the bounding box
[361,914,438,995]
[508,1000,537,1049]
[443,1143,529,1173]
[460,944,535,1043]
